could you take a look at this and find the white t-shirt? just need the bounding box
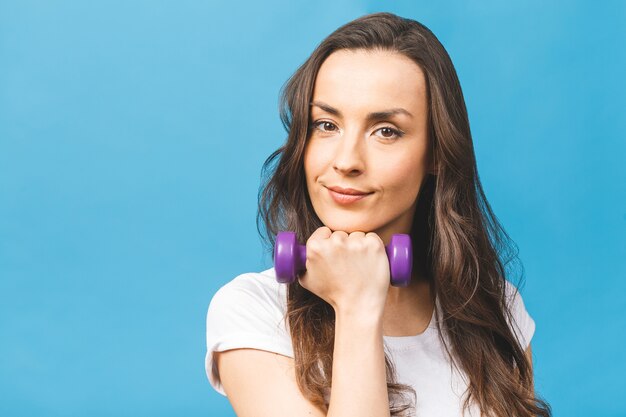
[204,267,535,416]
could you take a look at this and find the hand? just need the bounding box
[298,226,390,316]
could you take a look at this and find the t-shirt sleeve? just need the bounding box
[204,275,293,396]
[504,280,536,351]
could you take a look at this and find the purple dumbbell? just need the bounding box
[273,231,412,287]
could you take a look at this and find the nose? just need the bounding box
[332,128,365,176]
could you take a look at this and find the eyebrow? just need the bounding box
[310,100,414,121]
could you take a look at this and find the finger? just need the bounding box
[306,226,333,255]
[307,226,332,244]
[330,230,349,243]
[364,231,384,246]
[347,231,366,240]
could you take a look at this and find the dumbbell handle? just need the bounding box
[273,231,412,287]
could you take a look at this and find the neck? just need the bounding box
[383,272,434,337]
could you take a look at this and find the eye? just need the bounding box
[308,120,404,140]
[310,120,339,133]
[374,126,404,140]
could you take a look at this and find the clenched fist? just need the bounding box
[298,226,390,317]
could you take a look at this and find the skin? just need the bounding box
[304,49,432,245]
[302,48,435,334]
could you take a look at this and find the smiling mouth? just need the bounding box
[326,187,373,205]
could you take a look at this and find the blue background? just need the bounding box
[1,1,624,416]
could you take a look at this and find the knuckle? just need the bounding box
[318,226,332,235]
[347,231,365,241]
[365,234,383,249]
[330,232,346,246]
[307,240,321,256]
[332,230,348,239]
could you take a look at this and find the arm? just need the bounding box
[327,307,390,417]
[217,348,326,416]
[216,229,393,416]
[216,309,391,417]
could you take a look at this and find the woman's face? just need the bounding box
[304,49,431,245]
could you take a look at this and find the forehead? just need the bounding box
[312,49,427,114]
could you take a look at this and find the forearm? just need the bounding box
[326,308,390,417]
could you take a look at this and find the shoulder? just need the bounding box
[208,267,288,318]
[503,279,536,350]
[206,267,290,343]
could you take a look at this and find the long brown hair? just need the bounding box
[256,12,551,417]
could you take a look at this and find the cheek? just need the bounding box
[304,142,325,182]
[303,150,317,193]
[380,153,427,196]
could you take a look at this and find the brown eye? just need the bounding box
[310,121,338,133]
[374,126,404,140]
[321,121,337,131]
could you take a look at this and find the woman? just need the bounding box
[205,12,552,417]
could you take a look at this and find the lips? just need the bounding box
[326,186,373,205]
[326,186,372,196]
